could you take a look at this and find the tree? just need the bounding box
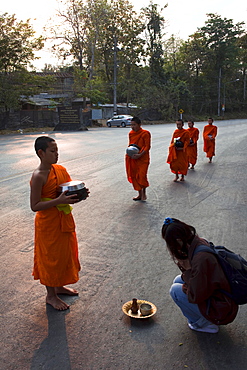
[98,0,145,104]
[0,13,46,113]
[142,2,167,87]
[237,33,247,106]
[48,0,145,105]
[173,14,245,116]
[194,14,244,115]
[0,13,44,73]
[0,69,54,111]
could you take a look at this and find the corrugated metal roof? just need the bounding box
[34,72,73,78]
[24,97,60,106]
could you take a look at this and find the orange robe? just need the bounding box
[32,164,80,287]
[167,129,190,175]
[203,124,217,158]
[125,128,151,191]
[186,127,199,166]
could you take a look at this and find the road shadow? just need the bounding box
[123,316,165,354]
[31,296,78,370]
[193,326,247,369]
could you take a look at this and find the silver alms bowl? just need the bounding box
[58,180,88,202]
[126,144,140,157]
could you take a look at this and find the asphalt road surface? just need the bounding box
[1,119,247,370]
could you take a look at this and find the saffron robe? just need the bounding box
[186,127,199,166]
[32,164,80,287]
[167,129,190,175]
[203,124,217,158]
[125,128,151,191]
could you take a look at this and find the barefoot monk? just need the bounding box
[186,120,199,170]
[125,117,151,201]
[30,136,89,310]
[203,118,218,163]
[167,119,190,182]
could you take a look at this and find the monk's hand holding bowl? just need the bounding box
[58,191,79,204]
[81,188,90,200]
[132,152,143,159]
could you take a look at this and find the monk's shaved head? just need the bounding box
[35,136,55,156]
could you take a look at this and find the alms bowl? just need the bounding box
[58,180,88,202]
[126,144,140,157]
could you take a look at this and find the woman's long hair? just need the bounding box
[161,218,196,260]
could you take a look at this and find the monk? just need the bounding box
[203,118,218,163]
[125,116,151,201]
[186,120,199,170]
[30,136,89,310]
[167,119,190,182]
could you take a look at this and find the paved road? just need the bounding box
[1,119,247,370]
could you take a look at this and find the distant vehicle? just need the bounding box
[106,115,133,127]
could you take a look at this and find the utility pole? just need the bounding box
[217,67,222,117]
[244,74,246,101]
[113,35,117,115]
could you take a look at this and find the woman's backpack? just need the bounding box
[193,242,247,305]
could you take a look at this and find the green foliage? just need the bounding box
[0,70,54,111]
[166,14,246,116]
[73,66,107,104]
[0,13,44,72]
[142,2,167,87]
[0,13,45,111]
[2,7,247,118]
[49,0,145,105]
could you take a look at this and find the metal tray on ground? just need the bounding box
[122,299,157,319]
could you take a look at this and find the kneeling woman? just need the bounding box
[161,218,238,333]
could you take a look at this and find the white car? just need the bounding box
[106,115,133,127]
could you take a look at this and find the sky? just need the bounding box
[2,0,247,70]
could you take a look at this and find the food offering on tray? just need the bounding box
[122,299,157,319]
[58,180,89,202]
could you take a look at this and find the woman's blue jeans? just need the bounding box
[169,275,213,328]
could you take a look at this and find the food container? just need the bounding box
[58,180,88,202]
[126,144,140,157]
[174,138,184,148]
[140,303,153,316]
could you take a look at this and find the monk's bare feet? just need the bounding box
[133,196,141,201]
[55,286,79,296]
[46,295,70,310]
[141,188,147,201]
[191,165,194,170]
[133,190,142,201]
[209,157,212,163]
[180,175,185,181]
[174,174,179,182]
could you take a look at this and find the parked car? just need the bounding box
[106,115,133,127]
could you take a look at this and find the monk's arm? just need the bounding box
[132,132,151,159]
[143,131,151,152]
[30,172,77,212]
[195,129,199,141]
[170,133,175,145]
[212,127,217,138]
[183,132,191,150]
